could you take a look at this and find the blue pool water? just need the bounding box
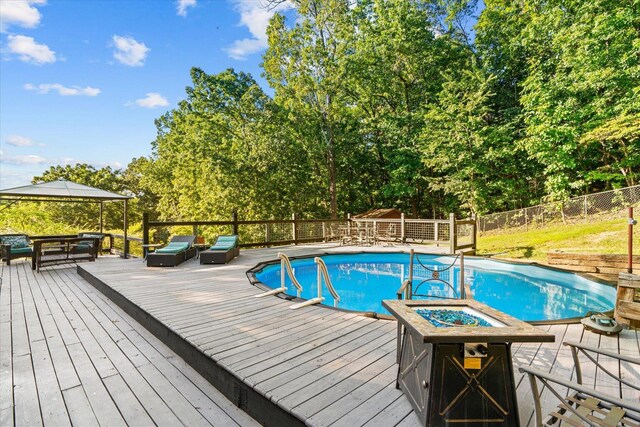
[253,253,616,321]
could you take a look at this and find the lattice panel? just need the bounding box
[405,221,435,242]
[264,223,292,243]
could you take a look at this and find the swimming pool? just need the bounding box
[251,252,616,322]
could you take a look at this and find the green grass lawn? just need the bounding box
[476,218,639,261]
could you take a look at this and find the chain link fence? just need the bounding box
[478,185,640,234]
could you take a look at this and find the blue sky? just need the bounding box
[1,0,290,188]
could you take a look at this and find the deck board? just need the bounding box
[5,242,638,427]
[76,244,639,426]
[1,260,259,427]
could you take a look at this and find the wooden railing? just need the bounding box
[142,212,347,248]
[141,212,477,254]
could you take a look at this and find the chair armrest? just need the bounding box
[564,341,640,365]
[519,365,640,425]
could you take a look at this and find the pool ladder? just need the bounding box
[290,257,340,310]
[396,249,472,300]
[255,252,303,298]
[254,253,341,309]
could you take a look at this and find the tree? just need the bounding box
[520,0,640,197]
[263,0,355,218]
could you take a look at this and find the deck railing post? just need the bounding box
[265,223,271,245]
[292,213,298,244]
[232,211,238,235]
[123,199,128,259]
[401,213,406,243]
[449,213,456,254]
[142,213,149,257]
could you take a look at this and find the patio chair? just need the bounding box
[147,235,197,267]
[519,340,640,427]
[77,232,114,255]
[200,235,239,264]
[0,233,33,265]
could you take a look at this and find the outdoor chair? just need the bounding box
[0,233,33,265]
[146,235,197,267]
[519,340,640,427]
[77,232,113,255]
[200,235,239,264]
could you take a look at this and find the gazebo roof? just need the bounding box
[0,180,131,201]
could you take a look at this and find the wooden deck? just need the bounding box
[0,260,259,426]
[3,243,639,426]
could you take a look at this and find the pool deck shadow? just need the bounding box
[77,243,640,427]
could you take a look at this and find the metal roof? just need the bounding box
[0,180,131,201]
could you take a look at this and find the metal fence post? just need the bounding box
[449,213,456,254]
[584,195,588,222]
[472,214,477,254]
[322,221,326,242]
[401,213,406,243]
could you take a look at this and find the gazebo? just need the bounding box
[0,180,132,257]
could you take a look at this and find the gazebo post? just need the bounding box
[123,199,128,259]
[99,201,104,233]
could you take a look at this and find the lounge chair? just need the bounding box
[0,233,33,265]
[200,235,239,264]
[147,235,197,267]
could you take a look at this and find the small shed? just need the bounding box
[352,208,402,219]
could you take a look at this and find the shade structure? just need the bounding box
[0,180,132,257]
[0,180,130,201]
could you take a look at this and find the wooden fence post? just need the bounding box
[232,211,239,235]
[401,213,406,243]
[292,213,298,244]
[265,223,271,244]
[142,212,149,258]
[449,213,456,254]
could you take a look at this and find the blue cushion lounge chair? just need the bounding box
[200,235,239,264]
[0,234,33,265]
[147,235,197,267]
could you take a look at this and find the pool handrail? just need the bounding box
[315,257,340,304]
[290,256,341,310]
[399,250,469,300]
[255,252,303,298]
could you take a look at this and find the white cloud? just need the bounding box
[0,0,46,33]
[133,92,169,108]
[225,0,294,60]
[0,153,47,165]
[7,34,56,64]
[176,0,196,16]
[5,135,36,147]
[24,83,101,96]
[111,35,149,67]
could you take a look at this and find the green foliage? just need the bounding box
[7,0,638,237]
[477,217,639,260]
